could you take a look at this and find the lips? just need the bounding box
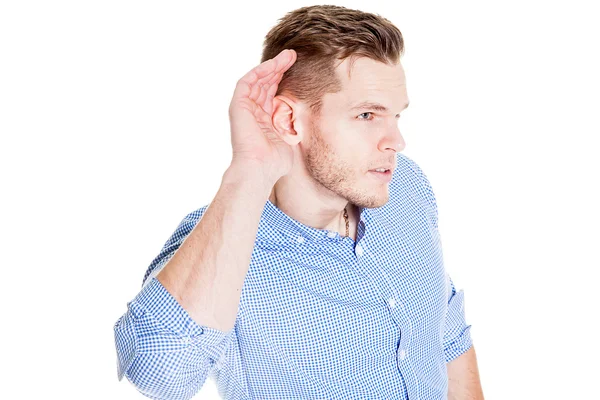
[368,166,393,173]
[367,169,393,183]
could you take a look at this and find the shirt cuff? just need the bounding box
[443,288,474,363]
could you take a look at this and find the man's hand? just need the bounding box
[228,48,297,184]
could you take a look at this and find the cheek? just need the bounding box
[339,125,376,165]
[336,118,370,144]
[341,118,381,146]
[320,119,373,168]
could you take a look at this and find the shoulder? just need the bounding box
[389,153,439,228]
[181,204,210,225]
[388,153,428,198]
[165,204,211,241]
[393,153,427,181]
[141,204,211,287]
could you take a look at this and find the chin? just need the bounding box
[345,184,390,209]
[370,194,391,209]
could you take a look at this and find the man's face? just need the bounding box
[302,56,409,209]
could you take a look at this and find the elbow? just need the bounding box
[124,352,211,400]
[114,313,211,399]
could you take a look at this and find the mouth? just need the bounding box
[367,168,393,183]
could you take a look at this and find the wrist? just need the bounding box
[223,161,276,198]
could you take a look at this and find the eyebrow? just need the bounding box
[349,101,410,113]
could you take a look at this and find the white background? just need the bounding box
[1,0,598,399]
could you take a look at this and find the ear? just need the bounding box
[272,95,303,145]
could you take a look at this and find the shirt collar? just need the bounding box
[257,199,373,244]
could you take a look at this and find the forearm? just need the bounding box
[447,345,485,400]
[157,161,273,332]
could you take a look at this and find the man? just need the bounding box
[114,5,484,399]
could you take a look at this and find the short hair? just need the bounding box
[261,5,405,117]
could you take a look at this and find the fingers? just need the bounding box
[256,70,285,113]
[262,78,281,115]
[253,49,295,82]
[254,69,285,104]
[248,79,264,102]
[255,82,269,106]
[233,49,296,101]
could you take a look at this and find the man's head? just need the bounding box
[263,5,409,209]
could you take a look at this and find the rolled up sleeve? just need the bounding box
[442,273,473,363]
[114,206,236,399]
[114,277,235,398]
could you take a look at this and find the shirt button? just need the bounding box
[297,236,305,244]
[399,349,407,360]
[388,298,396,308]
[356,244,364,256]
[327,231,336,238]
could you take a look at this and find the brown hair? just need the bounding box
[261,5,405,117]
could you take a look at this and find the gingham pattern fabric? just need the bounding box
[114,153,473,400]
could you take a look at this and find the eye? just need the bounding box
[357,112,374,121]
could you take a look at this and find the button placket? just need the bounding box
[398,349,407,360]
[355,243,364,256]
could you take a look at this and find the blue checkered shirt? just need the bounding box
[114,153,473,399]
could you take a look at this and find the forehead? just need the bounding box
[323,56,408,112]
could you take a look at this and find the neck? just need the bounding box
[268,179,357,239]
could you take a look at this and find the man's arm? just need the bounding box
[407,147,484,398]
[114,49,298,397]
[156,48,297,333]
[447,345,485,400]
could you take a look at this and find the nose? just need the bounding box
[378,123,406,153]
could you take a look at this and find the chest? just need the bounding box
[236,209,448,371]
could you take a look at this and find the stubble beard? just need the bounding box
[304,119,389,209]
